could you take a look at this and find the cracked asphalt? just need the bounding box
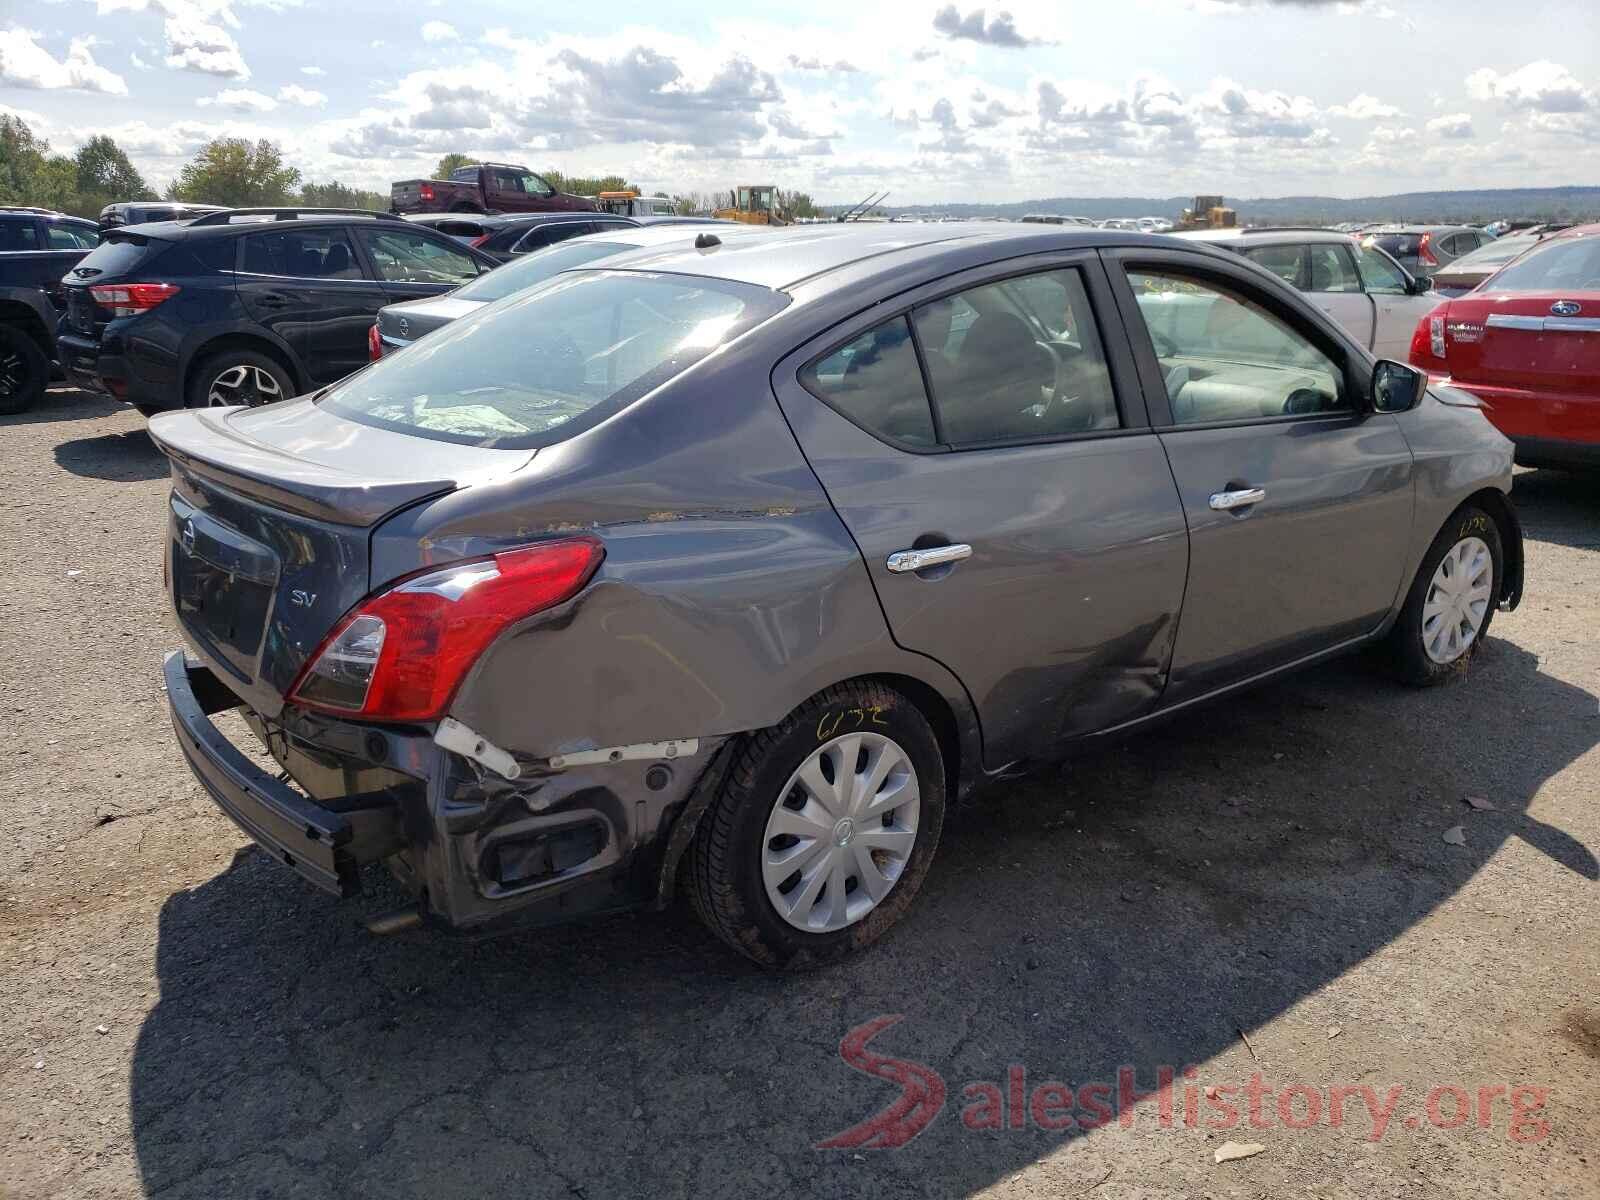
[3,387,1598,1199]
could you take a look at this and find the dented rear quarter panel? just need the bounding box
[369,331,983,784]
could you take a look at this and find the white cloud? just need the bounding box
[130,49,153,70]
[1426,112,1473,139]
[931,5,1050,47]
[277,83,326,107]
[93,0,251,79]
[1191,77,1321,139]
[1328,93,1402,120]
[420,20,458,43]
[300,65,324,76]
[1466,61,1594,113]
[197,86,277,111]
[0,29,129,94]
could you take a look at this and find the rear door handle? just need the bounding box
[886,544,972,574]
[255,292,292,309]
[1209,487,1266,511]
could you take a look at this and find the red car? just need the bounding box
[1410,223,1600,467]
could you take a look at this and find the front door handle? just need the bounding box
[886,544,972,574]
[1209,487,1266,511]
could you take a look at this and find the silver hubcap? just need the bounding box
[207,364,283,408]
[1422,535,1493,665]
[762,731,920,933]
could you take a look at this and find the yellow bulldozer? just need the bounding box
[1175,193,1237,231]
[713,185,789,226]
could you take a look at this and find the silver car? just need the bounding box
[1176,228,1441,360]
[152,223,1524,967]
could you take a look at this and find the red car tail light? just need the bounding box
[469,233,491,248]
[288,538,605,723]
[419,183,435,202]
[1417,232,1438,267]
[89,282,180,318]
[1410,313,1446,366]
[367,323,382,361]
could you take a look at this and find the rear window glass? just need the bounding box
[452,240,632,303]
[1367,234,1420,257]
[72,233,164,275]
[321,270,787,449]
[1481,237,1600,293]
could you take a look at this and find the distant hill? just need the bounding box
[845,186,1600,225]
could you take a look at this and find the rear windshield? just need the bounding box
[321,269,787,449]
[1448,237,1538,273]
[452,240,633,303]
[70,233,165,276]
[1366,234,1420,257]
[1481,237,1600,292]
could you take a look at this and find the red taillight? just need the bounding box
[288,538,605,723]
[89,282,180,318]
[367,323,382,360]
[419,183,435,202]
[1418,233,1438,267]
[468,233,491,248]
[1409,314,1437,365]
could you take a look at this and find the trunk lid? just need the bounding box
[151,398,534,713]
[376,295,483,347]
[1437,291,1600,394]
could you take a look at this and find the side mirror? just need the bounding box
[1409,274,1433,295]
[1371,360,1427,413]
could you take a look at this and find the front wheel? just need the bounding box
[689,682,946,967]
[1385,504,1503,685]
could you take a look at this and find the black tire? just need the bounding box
[185,349,294,410]
[1385,503,1503,686]
[0,324,49,415]
[688,681,946,968]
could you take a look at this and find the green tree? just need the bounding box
[542,169,633,197]
[300,180,387,211]
[776,189,818,219]
[75,136,154,201]
[170,138,301,207]
[0,115,51,207]
[433,153,479,180]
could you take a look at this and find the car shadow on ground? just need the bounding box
[2,385,127,427]
[128,633,1598,1198]
[52,427,167,483]
[1511,467,1600,552]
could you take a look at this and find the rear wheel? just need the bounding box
[0,324,48,415]
[1385,504,1502,685]
[186,349,294,410]
[689,681,946,967]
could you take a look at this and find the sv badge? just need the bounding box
[289,589,317,608]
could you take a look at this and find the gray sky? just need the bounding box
[3,0,1597,202]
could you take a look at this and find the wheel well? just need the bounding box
[1462,487,1523,608]
[187,335,302,397]
[0,302,52,358]
[864,673,962,800]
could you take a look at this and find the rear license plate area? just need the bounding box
[170,496,279,681]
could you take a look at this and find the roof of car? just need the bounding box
[586,221,1199,291]
[477,211,633,227]
[1364,224,1478,234]
[1175,228,1355,246]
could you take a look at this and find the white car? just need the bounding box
[1174,228,1439,361]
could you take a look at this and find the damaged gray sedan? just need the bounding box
[154,223,1523,966]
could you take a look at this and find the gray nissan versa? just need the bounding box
[152,223,1524,967]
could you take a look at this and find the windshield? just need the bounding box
[1479,237,1600,293]
[321,269,787,449]
[452,239,634,303]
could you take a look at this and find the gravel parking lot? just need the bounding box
[2,387,1598,1200]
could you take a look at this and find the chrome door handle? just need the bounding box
[1209,487,1266,511]
[886,544,972,573]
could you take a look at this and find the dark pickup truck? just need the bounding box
[391,162,598,216]
[0,207,100,412]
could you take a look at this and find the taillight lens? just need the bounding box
[288,538,605,723]
[367,323,382,360]
[419,183,435,202]
[1429,315,1446,358]
[468,233,491,248]
[89,282,180,318]
[1418,233,1438,267]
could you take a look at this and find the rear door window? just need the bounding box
[1243,244,1305,288]
[46,223,99,250]
[355,228,481,284]
[800,318,937,447]
[239,228,364,279]
[913,267,1121,444]
[0,219,40,251]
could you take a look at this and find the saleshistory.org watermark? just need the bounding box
[815,1016,1552,1150]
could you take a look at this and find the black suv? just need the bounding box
[98,201,225,231]
[0,207,101,412]
[56,208,496,413]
